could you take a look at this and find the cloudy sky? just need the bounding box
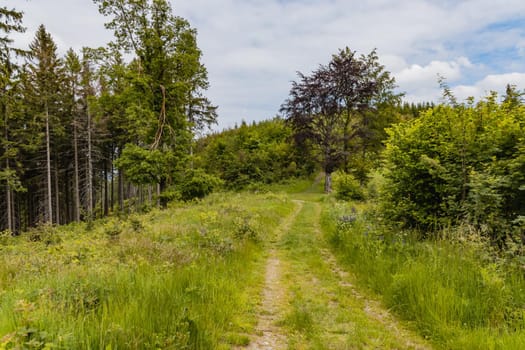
[6,0,525,129]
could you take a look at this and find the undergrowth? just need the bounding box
[323,200,525,349]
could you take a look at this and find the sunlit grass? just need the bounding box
[0,192,294,349]
[279,200,424,349]
[324,200,525,349]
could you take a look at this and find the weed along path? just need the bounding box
[242,197,431,349]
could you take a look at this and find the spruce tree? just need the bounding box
[0,6,27,232]
[27,25,64,224]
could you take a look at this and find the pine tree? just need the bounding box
[64,49,83,221]
[27,25,64,224]
[0,6,27,232]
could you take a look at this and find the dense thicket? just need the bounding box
[196,118,310,189]
[382,90,525,243]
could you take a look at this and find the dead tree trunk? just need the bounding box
[73,118,81,221]
[45,102,53,224]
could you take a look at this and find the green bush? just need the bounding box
[366,170,386,200]
[381,94,525,240]
[180,169,224,201]
[332,171,365,201]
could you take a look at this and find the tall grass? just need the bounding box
[0,192,294,349]
[323,201,525,349]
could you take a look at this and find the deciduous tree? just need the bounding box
[93,0,217,200]
[281,47,399,192]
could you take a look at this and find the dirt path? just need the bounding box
[244,200,304,350]
[242,198,430,349]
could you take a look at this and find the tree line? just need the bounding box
[1,0,431,234]
[278,48,525,245]
[1,0,216,233]
[6,0,519,245]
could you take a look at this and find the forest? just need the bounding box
[1,0,525,349]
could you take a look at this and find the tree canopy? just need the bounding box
[0,1,218,231]
[280,47,400,192]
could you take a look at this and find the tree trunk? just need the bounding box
[45,102,53,224]
[6,178,12,232]
[324,172,332,193]
[5,111,13,232]
[54,155,60,225]
[65,168,70,223]
[111,150,114,212]
[73,119,81,221]
[86,104,93,217]
[118,169,124,212]
[104,159,109,216]
[190,143,194,170]
[156,183,161,207]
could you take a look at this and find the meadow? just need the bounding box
[324,199,525,349]
[2,184,525,349]
[0,192,293,349]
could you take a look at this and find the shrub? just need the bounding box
[26,224,61,245]
[180,169,224,201]
[0,230,13,245]
[381,95,525,238]
[332,171,365,201]
[366,170,386,200]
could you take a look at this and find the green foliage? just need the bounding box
[197,118,305,189]
[26,224,61,245]
[115,143,173,185]
[365,170,387,200]
[332,171,365,200]
[179,168,223,201]
[382,93,525,241]
[0,230,13,245]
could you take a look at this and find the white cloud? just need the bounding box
[5,0,525,128]
[453,73,525,101]
[395,57,473,89]
[404,72,525,103]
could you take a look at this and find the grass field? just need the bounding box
[323,199,525,349]
[0,192,293,349]
[2,183,524,349]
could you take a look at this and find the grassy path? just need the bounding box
[245,200,304,349]
[242,196,431,349]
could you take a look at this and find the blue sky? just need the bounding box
[6,0,525,129]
